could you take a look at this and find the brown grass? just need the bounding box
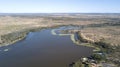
[80,26,120,46]
[0,14,120,46]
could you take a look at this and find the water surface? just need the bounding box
[0,28,93,67]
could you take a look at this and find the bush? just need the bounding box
[72,60,84,67]
[91,53,105,61]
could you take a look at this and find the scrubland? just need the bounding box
[0,14,120,47]
[0,13,120,66]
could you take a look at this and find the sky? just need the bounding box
[0,0,120,13]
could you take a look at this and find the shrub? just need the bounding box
[91,53,105,61]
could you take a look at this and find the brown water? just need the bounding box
[0,28,93,67]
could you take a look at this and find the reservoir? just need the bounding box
[0,27,93,67]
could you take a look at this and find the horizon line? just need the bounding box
[0,12,120,14]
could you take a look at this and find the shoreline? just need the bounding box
[0,26,47,47]
[0,25,73,47]
[0,29,29,47]
[72,31,118,67]
[0,25,118,66]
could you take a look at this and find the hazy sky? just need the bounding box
[0,0,120,13]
